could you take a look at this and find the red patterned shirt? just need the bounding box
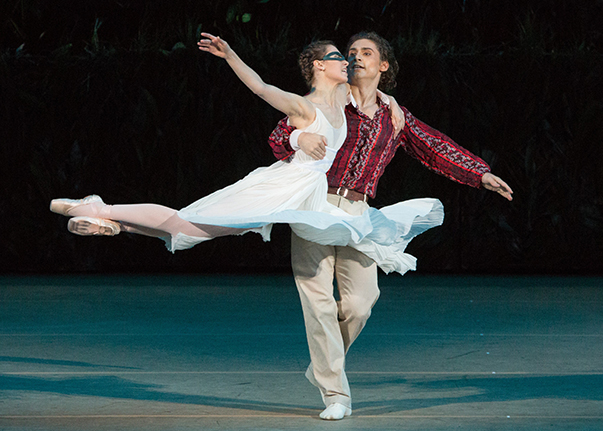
[267,97,490,199]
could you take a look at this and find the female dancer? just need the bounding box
[50,33,444,275]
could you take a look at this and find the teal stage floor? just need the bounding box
[1,274,602,430]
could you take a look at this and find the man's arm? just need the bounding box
[267,118,328,161]
[268,117,297,161]
[377,90,405,136]
[398,107,513,200]
[398,107,492,189]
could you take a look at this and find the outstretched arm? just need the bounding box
[398,107,490,188]
[198,33,314,127]
[398,107,513,200]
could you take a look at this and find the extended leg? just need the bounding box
[52,196,242,239]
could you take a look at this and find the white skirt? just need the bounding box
[167,160,444,275]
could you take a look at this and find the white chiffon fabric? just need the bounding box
[169,107,444,275]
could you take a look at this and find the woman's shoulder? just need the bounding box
[288,97,317,130]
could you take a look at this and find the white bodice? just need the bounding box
[290,107,347,174]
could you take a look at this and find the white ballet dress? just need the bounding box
[169,107,444,275]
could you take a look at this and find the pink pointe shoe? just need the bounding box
[67,216,121,236]
[50,195,104,216]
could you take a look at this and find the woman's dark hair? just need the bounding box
[298,40,336,88]
[346,31,399,91]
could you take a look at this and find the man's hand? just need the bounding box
[299,132,328,160]
[481,173,514,201]
[388,97,405,137]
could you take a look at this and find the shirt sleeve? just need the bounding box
[268,117,296,161]
[397,107,491,188]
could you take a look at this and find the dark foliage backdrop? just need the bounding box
[1,0,602,274]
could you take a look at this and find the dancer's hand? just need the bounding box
[298,132,328,160]
[388,97,405,137]
[481,173,514,201]
[198,32,233,59]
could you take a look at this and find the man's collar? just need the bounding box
[347,90,390,108]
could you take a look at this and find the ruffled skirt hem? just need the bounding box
[164,198,444,275]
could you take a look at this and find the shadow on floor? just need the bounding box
[2,362,602,416]
[352,373,603,415]
[0,356,139,370]
[0,372,317,416]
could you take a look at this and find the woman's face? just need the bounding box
[317,45,349,84]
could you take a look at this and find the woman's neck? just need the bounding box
[306,80,342,107]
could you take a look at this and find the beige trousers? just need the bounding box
[291,194,380,409]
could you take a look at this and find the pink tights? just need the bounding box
[69,201,241,239]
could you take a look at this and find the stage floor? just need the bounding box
[1,274,602,430]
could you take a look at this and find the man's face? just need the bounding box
[347,38,388,84]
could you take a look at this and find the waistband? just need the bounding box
[327,186,368,202]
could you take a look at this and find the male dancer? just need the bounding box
[268,31,513,420]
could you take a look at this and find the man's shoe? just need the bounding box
[319,403,352,420]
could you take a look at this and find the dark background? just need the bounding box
[1,0,602,274]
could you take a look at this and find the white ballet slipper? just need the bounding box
[50,195,104,216]
[67,216,121,236]
[319,403,352,420]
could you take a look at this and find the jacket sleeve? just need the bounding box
[268,117,296,161]
[397,107,491,188]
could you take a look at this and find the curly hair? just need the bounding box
[298,40,336,88]
[346,32,399,91]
